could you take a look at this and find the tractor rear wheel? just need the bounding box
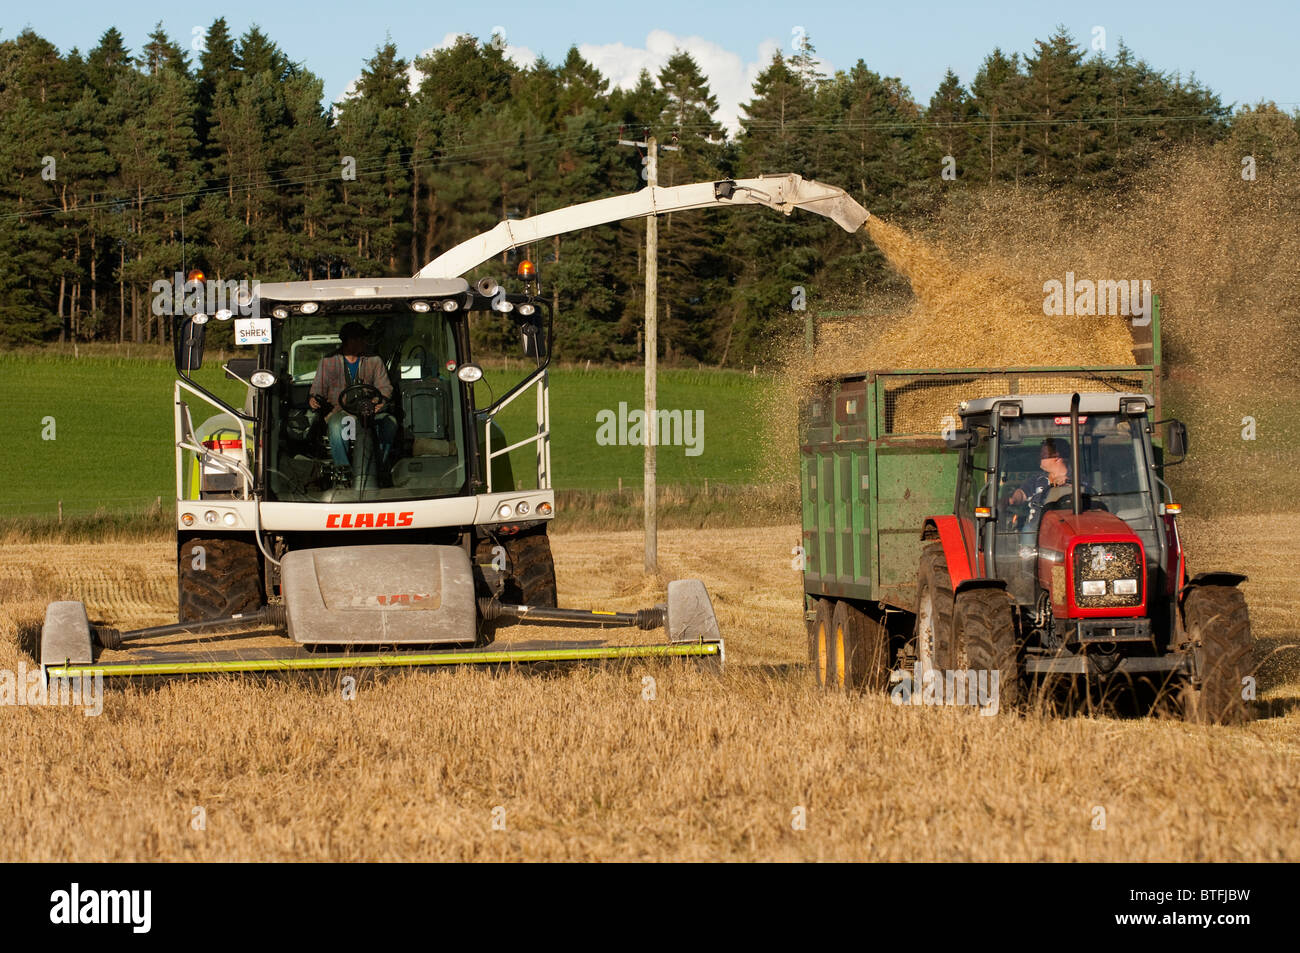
[178,536,263,623]
[1182,585,1255,725]
[915,542,956,676]
[831,599,890,692]
[811,597,834,689]
[955,587,1022,710]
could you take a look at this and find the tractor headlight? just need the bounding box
[411,300,430,313]
[515,501,530,516]
[496,503,513,519]
[204,510,218,524]
[1082,580,1106,596]
[300,302,319,314]
[181,512,195,526]
[1114,578,1138,595]
[537,501,553,517]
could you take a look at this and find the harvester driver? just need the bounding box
[308,321,396,470]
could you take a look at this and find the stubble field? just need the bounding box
[1,516,1297,861]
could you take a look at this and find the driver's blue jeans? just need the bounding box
[328,413,396,470]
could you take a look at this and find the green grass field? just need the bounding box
[0,351,772,518]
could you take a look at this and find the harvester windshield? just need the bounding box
[265,310,467,503]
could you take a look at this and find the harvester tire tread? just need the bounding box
[178,537,262,623]
[956,586,1023,709]
[916,542,956,673]
[1183,585,1254,725]
[504,528,558,608]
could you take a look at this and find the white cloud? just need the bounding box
[333,30,826,135]
[579,30,829,134]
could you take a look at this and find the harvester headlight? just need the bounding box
[537,502,553,517]
[457,364,484,383]
[181,512,195,526]
[222,512,237,526]
[204,510,218,524]
[192,313,210,325]
[441,299,460,312]
[300,302,319,314]
[215,308,233,321]
[518,303,536,316]
[1114,578,1138,595]
[515,501,530,516]
[496,300,515,313]
[1081,580,1106,597]
[496,503,514,519]
[250,370,276,388]
[411,300,430,313]
[272,307,289,319]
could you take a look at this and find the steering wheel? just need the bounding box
[338,382,384,418]
[1000,497,1029,531]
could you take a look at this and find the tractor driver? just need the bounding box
[308,321,397,470]
[1008,437,1071,509]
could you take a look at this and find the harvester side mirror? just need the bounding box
[521,323,547,359]
[176,317,206,372]
[1167,420,1189,457]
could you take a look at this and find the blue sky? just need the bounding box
[7,0,1297,130]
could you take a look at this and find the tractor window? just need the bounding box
[995,413,1155,536]
[992,412,1155,604]
[265,310,468,503]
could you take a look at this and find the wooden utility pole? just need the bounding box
[619,131,669,573]
[643,136,659,573]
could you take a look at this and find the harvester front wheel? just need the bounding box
[178,536,263,622]
[915,542,956,675]
[955,587,1022,710]
[501,527,558,607]
[1182,585,1255,725]
[831,600,890,692]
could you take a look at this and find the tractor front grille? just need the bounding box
[1072,541,1144,609]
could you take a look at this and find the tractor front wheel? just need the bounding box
[955,586,1022,711]
[1181,585,1255,725]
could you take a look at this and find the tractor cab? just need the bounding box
[953,392,1173,645]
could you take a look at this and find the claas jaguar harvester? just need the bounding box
[800,308,1255,723]
[42,174,872,679]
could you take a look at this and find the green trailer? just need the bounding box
[796,298,1253,722]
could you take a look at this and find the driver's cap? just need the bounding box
[338,321,369,342]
